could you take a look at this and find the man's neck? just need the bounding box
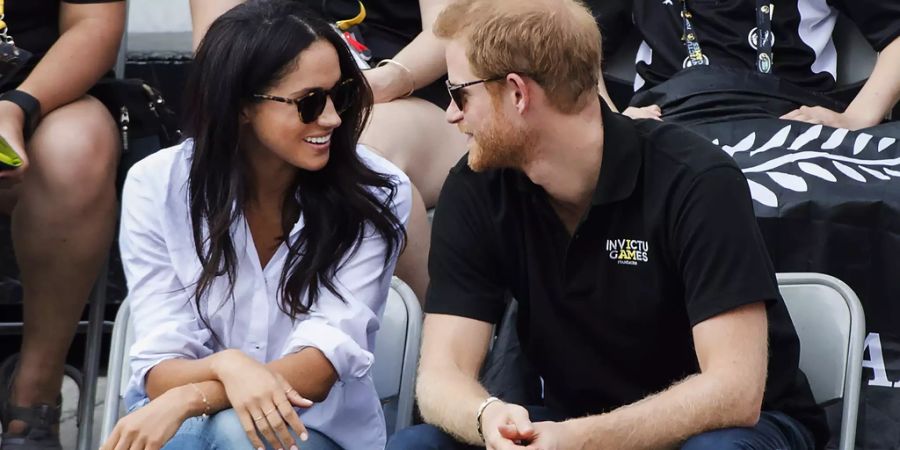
[522,100,604,211]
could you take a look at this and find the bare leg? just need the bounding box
[361,98,466,208]
[394,184,430,303]
[1,96,118,432]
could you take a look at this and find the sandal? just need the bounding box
[0,354,63,450]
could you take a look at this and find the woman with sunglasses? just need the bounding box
[100,1,409,449]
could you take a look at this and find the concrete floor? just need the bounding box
[59,376,107,450]
[0,376,107,450]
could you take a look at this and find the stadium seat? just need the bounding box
[777,272,865,450]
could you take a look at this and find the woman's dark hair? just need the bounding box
[183,0,405,333]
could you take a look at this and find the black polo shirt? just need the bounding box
[425,100,828,447]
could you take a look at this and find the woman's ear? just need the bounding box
[239,104,253,125]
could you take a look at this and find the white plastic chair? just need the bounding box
[777,272,865,450]
[100,276,422,441]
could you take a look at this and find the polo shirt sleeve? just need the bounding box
[672,165,781,327]
[829,0,900,51]
[424,168,507,324]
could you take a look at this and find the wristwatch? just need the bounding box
[0,89,41,139]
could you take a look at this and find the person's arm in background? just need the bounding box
[782,36,900,129]
[364,0,451,103]
[585,0,633,113]
[189,0,242,51]
[0,1,125,184]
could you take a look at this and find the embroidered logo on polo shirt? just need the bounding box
[606,239,649,266]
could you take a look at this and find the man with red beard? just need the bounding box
[385,0,829,449]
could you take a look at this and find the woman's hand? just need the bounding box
[622,104,663,121]
[212,349,314,449]
[100,386,193,450]
[780,105,880,130]
[364,64,415,104]
[0,101,30,188]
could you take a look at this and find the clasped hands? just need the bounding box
[479,401,575,450]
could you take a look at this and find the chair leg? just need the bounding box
[76,261,108,450]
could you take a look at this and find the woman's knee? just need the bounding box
[26,95,118,191]
[206,409,255,447]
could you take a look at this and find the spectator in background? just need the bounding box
[0,1,124,449]
[614,0,900,128]
[388,0,827,448]
[189,0,466,301]
[102,1,409,449]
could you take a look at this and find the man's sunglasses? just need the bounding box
[445,76,504,111]
[253,78,356,124]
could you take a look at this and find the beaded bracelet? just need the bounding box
[190,383,211,419]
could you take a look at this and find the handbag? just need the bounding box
[89,78,182,192]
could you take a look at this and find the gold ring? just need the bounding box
[263,406,278,416]
[252,415,265,421]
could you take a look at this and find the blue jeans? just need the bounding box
[386,409,814,450]
[160,408,342,450]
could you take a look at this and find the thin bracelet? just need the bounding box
[475,396,502,443]
[190,383,211,419]
[376,59,416,98]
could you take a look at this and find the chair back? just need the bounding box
[777,273,865,450]
[373,277,423,434]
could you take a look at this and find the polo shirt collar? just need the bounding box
[513,97,643,202]
[591,98,642,205]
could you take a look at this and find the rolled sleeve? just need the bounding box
[280,156,411,380]
[281,315,375,380]
[119,160,213,399]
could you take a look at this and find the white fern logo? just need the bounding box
[711,124,899,207]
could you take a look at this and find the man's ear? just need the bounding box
[506,73,530,114]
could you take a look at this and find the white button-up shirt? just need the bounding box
[119,140,411,450]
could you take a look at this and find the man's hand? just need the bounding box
[481,401,536,449]
[0,101,29,188]
[518,421,576,450]
[780,105,880,130]
[622,104,662,121]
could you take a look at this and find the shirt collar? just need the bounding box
[591,98,642,206]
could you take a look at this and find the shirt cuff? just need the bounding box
[281,319,374,381]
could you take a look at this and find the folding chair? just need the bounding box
[100,276,423,441]
[777,272,865,450]
[374,277,423,435]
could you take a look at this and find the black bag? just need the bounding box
[89,78,182,191]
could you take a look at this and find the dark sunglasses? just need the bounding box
[253,78,356,124]
[445,76,504,111]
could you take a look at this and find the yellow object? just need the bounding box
[0,0,6,32]
[0,136,22,168]
[335,1,366,31]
